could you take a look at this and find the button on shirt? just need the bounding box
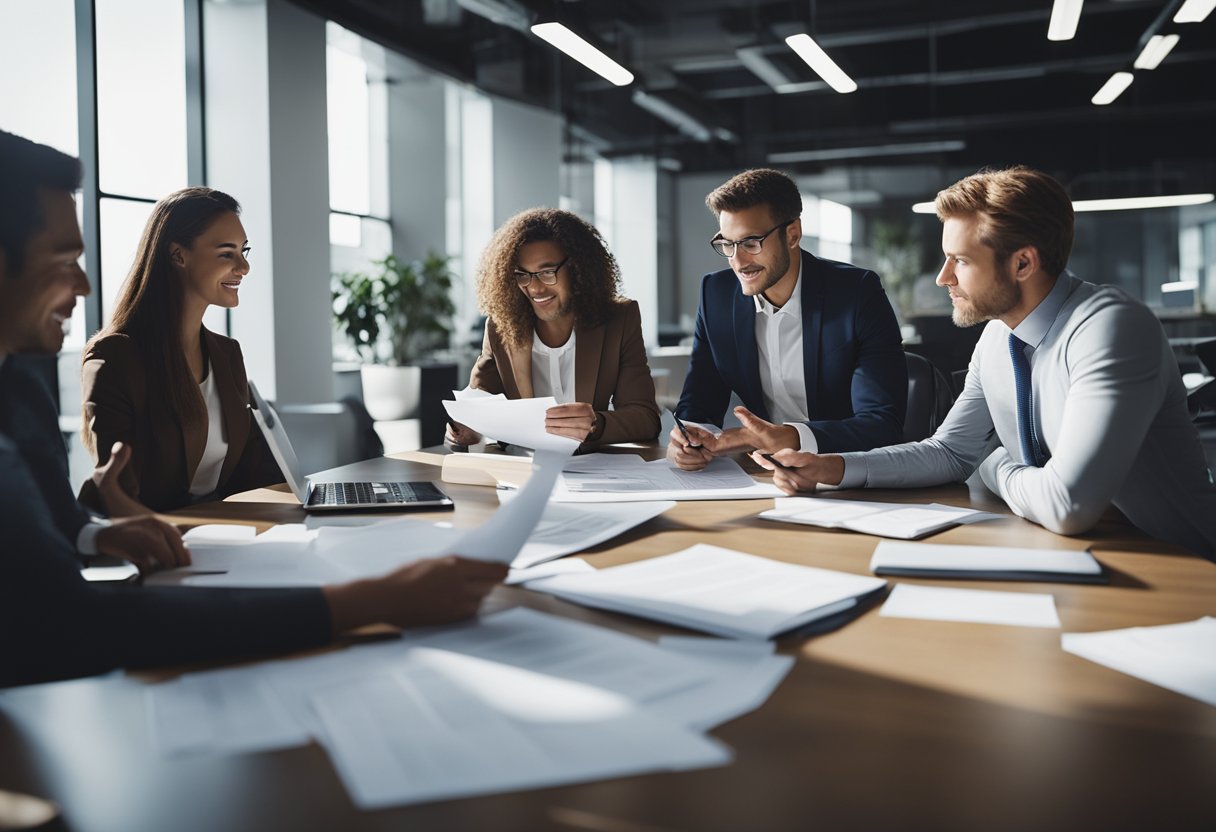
[755,261,817,452]
[531,330,577,404]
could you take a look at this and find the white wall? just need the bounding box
[386,55,447,263]
[205,0,333,403]
[675,171,733,331]
[595,157,659,347]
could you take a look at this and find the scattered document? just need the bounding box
[510,500,674,569]
[443,394,580,453]
[761,497,1001,539]
[869,541,1107,584]
[80,562,140,582]
[553,455,782,503]
[311,669,730,810]
[646,637,794,730]
[1062,617,1216,707]
[880,584,1061,628]
[528,544,887,639]
[506,557,594,585]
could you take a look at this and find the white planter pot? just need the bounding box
[360,364,421,421]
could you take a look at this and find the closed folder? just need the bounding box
[868,541,1108,584]
[440,452,534,488]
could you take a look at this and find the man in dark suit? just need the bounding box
[0,129,506,688]
[669,168,907,470]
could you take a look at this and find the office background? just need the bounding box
[2,0,1214,480]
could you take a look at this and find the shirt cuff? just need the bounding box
[76,518,112,556]
[836,453,869,489]
[785,422,818,453]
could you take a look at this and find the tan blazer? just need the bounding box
[470,300,661,447]
[78,328,281,512]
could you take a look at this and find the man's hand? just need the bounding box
[730,406,800,453]
[445,420,482,447]
[324,556,509,633]
[92,441,151,517]
[667,423,716,471]
[94,515,191,572]
[750,449,846,495]
[545,402,599,441]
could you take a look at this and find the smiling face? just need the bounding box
[516,239,573,325]
[172,211,249,310]
[0,187,89,356]
[936,214,1020,327]
[716,204,797,298]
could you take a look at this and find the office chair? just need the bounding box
[903,352,955,443]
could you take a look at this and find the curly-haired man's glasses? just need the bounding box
[709,220,795,257]
[513,257,568,287]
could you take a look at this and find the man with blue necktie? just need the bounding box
[754,166,1216,559]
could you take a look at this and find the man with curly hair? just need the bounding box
[669,168,907,471]
[446,208,661,447]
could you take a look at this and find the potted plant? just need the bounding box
[333,252,457,421]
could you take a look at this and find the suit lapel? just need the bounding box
[574,322,603,405]
[799,250,823,418]
[504,335,534,399]
[732,284,768,419]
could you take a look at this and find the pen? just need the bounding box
[761,452,793,470]
[669,409,701,448]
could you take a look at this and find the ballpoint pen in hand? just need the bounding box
[669,409,701,448]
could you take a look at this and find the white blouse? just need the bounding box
[189,360,229,497]
[530,330,577,404]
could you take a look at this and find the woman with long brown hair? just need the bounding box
[79,187,280,514]
[447,207,660,447]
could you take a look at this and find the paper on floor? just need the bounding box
[880,584,1061,628]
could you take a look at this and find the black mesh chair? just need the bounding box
[903,352,955,443]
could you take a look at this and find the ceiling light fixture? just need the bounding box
[913,193,1215,214]
[784,34,857,94]
[1133,34,1180,69]
[768,140,964,164]
[1091,71,1133,105]
[1047,0,1085,41]
[1174,0,1216,24]
[1162,280,1200,293]
[530,22,634,86]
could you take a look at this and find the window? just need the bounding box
[801,194,853,264]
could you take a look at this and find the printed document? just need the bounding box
[553,455,782,503]
[761,497,1001,539]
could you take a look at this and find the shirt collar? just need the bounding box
[1011,270,1076,348]
[753,256,804,319]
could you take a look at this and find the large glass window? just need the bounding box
[801,193,853,264]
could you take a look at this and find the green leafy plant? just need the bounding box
[871,218,923,316]
[332,252,457,365]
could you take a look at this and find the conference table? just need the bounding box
[2,444,1214,832]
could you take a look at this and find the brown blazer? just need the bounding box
[469,300,661,447]
[78,329,282,513]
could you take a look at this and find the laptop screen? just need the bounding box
[248,380,312,503]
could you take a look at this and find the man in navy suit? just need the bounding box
[669,168,907,470]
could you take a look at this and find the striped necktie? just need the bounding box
[1009,333,1047,467]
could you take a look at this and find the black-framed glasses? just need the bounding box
[710,220,795,257]
[513,257,568,287]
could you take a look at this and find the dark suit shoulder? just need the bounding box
[84,332,137,363]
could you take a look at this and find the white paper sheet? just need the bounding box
[443,395,580,453]
[646,637,794,730]
[510,500,674,569]
[879,584,1061,628]
[553,455,782,503]
[506,558,594,585]
[1062,617,1216,707]
[869,541,1103,577]
[311,668,731,810]
[762,497,1001,539]
[528,544,887,639]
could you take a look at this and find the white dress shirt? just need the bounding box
[755,260,817,451]
[189,360,229,497]
[838,273,1216,557]
[531,330,577,404]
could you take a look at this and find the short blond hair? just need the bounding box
[935,166,1074,278]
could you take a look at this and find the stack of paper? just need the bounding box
[1062,617,1216,706]
[443,393,579,453]
[528,544,887,639]
[761,497,1000,539]
[553,455,782,503]
[879,584,1061,628]
[147,607,804,807]
[869,541,1107,584]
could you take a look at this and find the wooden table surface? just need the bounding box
[2,446,1214,832]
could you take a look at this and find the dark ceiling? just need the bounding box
[291,0,1216,198]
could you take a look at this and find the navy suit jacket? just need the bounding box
[677,250,907,453]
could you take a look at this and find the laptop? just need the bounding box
[248,381,454,512]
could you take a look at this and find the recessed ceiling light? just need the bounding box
[1133,34,1180,70]
[1174,0,1216,24]
[1048,0,1085,41]
[784,34,857,94]
[530,22,634,87]
[1092,71,1133,105]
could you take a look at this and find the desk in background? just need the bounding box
[2,446,1214,831]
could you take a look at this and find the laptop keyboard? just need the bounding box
[310,481,442,506]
